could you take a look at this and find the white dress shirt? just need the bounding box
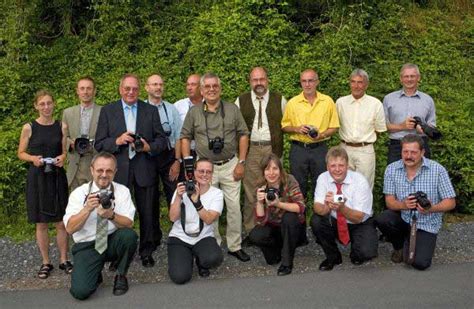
[314,170,373,224]
[63,181,136,243]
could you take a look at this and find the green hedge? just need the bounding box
[0,1,472,238]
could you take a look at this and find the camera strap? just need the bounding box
[180,201,204,237]
[407,210,417,265]
[203,100,225,144]
[83,181,115,205]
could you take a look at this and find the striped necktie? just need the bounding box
[95,215,108,254]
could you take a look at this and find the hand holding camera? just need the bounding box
[410,191,432,212]
[305,125,319,139]
[264,187,280,206]
[40,157,58,173]
[74,135,94,155]
[411,117,442,140]
[129,133,147,152]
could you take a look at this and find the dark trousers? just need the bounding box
[129,159,161,257]
[167,236,223,285]
[156,148,178,206]
[249,212,307,267]
[387,137,431,164]
[311,214,378,262]
[375,210,437,270]
[289,142,327,199]
[70,228,138,300]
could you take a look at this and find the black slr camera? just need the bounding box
[97,189,114,209]
[411,191,431,210]
[74,135,94,155]
[305,125,318,139]
[412,117,442,140]
[41,157,56,173]
[129,133,144,152]
[265,187,280,201]
[183,156,195,195]
[208,137,224,154]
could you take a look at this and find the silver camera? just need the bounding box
[333,194,344,203]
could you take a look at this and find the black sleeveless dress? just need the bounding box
[26,120,68,223]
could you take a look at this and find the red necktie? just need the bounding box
[335,183,350,245]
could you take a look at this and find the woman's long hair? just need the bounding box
[257,153,288,188]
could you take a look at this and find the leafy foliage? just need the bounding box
[0,0,472,238]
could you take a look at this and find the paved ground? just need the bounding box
[2,262,473,308]
[1,221,473,294]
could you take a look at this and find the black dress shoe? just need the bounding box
[241,236,254,248]
[319,258,342,271]
[109,260,118,272]
[195,257,210,277]
[228,249,250,262]
[351,258,364,266]
[197,265,210,277]
[141,255,155,268]
[113,274,129,296]
[277,265,292,276]
[97,272,103,286]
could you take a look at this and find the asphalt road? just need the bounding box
[2,262,473,308]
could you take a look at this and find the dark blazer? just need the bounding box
[94,100,167,187]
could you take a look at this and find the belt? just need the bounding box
[213,155,235,166]
[291,140,324,149]
[250,140,272,146]
[342,140,373,147]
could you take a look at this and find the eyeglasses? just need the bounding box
[203,84,220,90]
[301,79,317,84]
[122,87,139,93]
[196,169,212,175]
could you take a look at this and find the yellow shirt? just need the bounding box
[281,91,339,143]
[336,94,387,143]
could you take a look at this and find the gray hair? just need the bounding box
[91,152,117,168]
[350,69,369,82]
[400,63,420,76]
[200,72,221,88]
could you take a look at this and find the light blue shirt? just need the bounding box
[147,100,182,148]
[383,89,436,140]
[121,100,137,130]
[383,158,456,234]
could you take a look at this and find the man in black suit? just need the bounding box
[95,74,167,268]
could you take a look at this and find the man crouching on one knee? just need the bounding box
[375,134,456,270]
[64,151,138,300]
[311,146,378,271]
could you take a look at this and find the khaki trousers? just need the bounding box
[211,156,242,252]
[340,143,375,189]
[242,144,273,233]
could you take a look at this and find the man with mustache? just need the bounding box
[375,134,455,270]
[235,67,287,240]
[64,152,138,299]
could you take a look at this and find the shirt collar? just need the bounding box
[80,103,95,111]
[399,89,420,98]
[90,181,113,193]
[350,94,366,104]
[122,99,137,110]
[329,170,353,185]
[251,90,269,101]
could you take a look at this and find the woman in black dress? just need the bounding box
[17,90,72,279]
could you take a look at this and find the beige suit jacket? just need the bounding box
[62,104,102,186]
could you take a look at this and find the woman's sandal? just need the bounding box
[59,261,73,274]
[38,264,54,279]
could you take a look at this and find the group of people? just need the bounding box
[17,63,456,300]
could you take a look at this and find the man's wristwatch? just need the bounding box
[108,212,116,221]
[176,158,183,163]
[238,159,246,165]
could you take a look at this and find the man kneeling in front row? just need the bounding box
[311,146,378,270]
[63,152,138,300]
[375,134,455,270]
